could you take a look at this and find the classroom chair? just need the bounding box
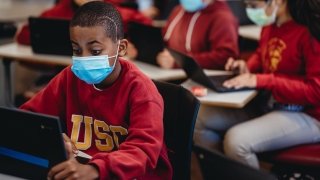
[258,143,320,179]
[153,80,200,180]
[193,145,278,180]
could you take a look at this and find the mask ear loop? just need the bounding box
[103,16,120,67]
[109,40,120,68]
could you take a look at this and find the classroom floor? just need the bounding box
[190,150,274,180]
[191,151,204,180]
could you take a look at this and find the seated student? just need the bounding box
[220,0,320,169]
[14,0,152,104]
[109,0,161,19]
[156,0,239,70]
[15,0,152,45]
[19,1,172,179]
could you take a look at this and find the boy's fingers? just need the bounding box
[225,57,234,71]
[62,133,78,155]
[65,142,75,159]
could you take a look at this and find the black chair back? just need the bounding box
[153,80,200,180]
[193,145,278,180]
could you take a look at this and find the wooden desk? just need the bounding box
[0,43,186,107]
[182,79,258,109]
[0,43,257,109]
[238,25,262,41]
[0,0,54,22]
[134,61,185,81]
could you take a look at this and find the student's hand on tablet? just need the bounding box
[156,49,175,69]
[223,73,257,89]
[47,142,99,180]
[225,57,249,74]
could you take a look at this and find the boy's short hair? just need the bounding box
[70,1,124,43]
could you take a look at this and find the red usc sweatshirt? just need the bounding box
[247,20,320,121]
[162,1,239,70]
[20,59,173,180]
[16,0,152,45]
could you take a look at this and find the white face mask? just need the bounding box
[246,4,278,26]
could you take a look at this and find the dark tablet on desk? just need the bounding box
[127,22,164,65]
[0,106,67,179]
[29,17,72,56]
[167,47,254,93]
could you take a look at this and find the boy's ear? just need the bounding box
[118,39,128,57]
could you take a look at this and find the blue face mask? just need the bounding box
[71,43,119,84]
[246,5,278,26]
[180,0,206,12]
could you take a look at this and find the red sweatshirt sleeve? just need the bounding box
[15,0,74,45]
[191,12,239,69]
[19,69,67,117]
[247,47,263,73]
[247,27,268,73]
[89,85,164,179]
[15,9,53,45]
[256,36,320,105]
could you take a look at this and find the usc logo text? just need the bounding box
[70,114,128,151]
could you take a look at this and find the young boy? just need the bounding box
[19,1,172,179]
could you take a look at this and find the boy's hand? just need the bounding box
[156,49,175,69]
[223,73,257,89]
[47,142,99,180]
[225,57,249,74]
[62,133,78,156]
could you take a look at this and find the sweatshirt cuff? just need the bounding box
[89,158,110,180]
[256,74,274,89]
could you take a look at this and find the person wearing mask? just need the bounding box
[221,0,320,169]
[15,0,152,45]
[20,2,172,179]
[14,0,152,104]
[156,0,239,70]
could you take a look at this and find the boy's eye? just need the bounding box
[91,50,102,56]
[72,49,81,55]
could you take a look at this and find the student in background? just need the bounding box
[156,0,239,70]
[20,1,172,179]
[221,0,320,169]
[109,0,161,19]
[15,0,152,45]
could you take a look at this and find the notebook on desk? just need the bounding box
[29,17,72,56]
[127,22,164,65]
[167,47,254,93]
[0,106,67,179]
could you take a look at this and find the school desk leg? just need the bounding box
[2,58,14,107]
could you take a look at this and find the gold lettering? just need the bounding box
[71,115,92,150]
[110,126,128,148]
[94,120,114,151]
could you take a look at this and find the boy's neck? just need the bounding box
[95,60,122,89]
